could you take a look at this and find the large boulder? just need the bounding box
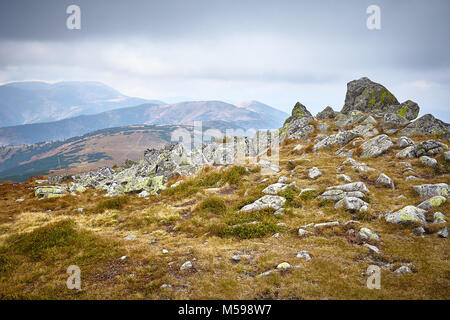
[316,106,336,120]
[386,100,420,121]
[358,134,394,158]
[398,114,450,141]
[341,77,399,115]
[279,102,315,140]
[396,140,448,159]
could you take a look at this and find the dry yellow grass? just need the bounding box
[0,137,449,300]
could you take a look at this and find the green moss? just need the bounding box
[198,196,227,214]
[95,196,129,212]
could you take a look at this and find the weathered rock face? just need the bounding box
[385,206,427,225]
[358,228,380,241]
[316,106,336,120]
[335,196,368,212]
[280,102,315,140]
[359,134,393,158]
[334,110,368,129]
[397,136,415,148]
[419,156,438,168]
[341,77,399,115]
[396,140,448,159]
[376,173,395,190]
[398,114,450,141]
[312,130,359,152]
[262,182,294,195]
[240,195,286,212]
[307,167,322,179]
[35,186,67,199]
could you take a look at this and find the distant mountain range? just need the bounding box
[0,121,246,182]
[0,81,162,127]
[0,82,288,146]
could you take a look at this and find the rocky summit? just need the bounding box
[1,77,449,300]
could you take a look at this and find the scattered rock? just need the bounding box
[437,227,448,238]
[417,196,446,210]
[337,174,352,183]
[278,176,289,183]
[180,261,193,271]
[380,113,410,133]
[124,235,137,240]
[34,186,67,199]
[314,221,340,229]
[296,251,312,261]
[394,266,412,275]
[307,167,322,179]
[358,134,393,158]
[363,243,380,254]
[335,197,369,212]
[240,195,286,212]
[138,190,150,198]
[419,156,438,168]
[397,136,415,148]
[385,206,427,225]
[358,227,380,241]
[298,228,310,238]
[162,249,168,254]
[262,183,291,195]
[413,227,426,237]
[413,183,448,198]
[375,173,395,190]
[443,151,450,162]
[231,255,241,262]
[433,212,446,224]
[276,262,292,270]
[15,198,24,202]
[312,130,359,152]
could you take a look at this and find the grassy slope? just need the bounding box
[0,123,449,299]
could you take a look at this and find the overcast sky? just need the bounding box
[0,0,449,121]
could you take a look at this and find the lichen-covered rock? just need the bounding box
[316,106,336,120]
[394,266,412,275]
[352,122,379,138]
[240,195,286,212]
[279,102,315,140]
[335,197,369,212]
[413,183,448,198]
[296,251,312,261]
[375,173,395,190]
[386,100,420,121]
[358,227,380,241]
[337,157,375,173]
[312,130,359,152]
[437,227,449,238]
[417,196,446,210]
[419,156,438,168]
[334,110,368,129]
[398,114,450,141]
[317,122,329,133]
[380,113,410,133]
[397,136,415,148]
[337,174,352,183]
[341,77,399,115]
[34,186,67,199]
[359,134,393,158]
[433,212,447,224]
[385,206,427,225]
[307,167,322,179]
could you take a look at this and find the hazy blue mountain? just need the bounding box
[236,100,289,125]
[0,121,247,182]
[0,81,163,127]
[0,101,285,146]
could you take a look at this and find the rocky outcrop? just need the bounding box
[398,114,450,141]
[316,106,336,120]
[380,113,410,134]
[341,77,420,121]
[341,77,399,115]
[279,102,315,140]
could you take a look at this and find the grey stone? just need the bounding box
[385,206,427,225]
[398,114,450,141]
[376,173,395,190]
[296,251,312,261]
[307,167,322,179]
[240,195,286,212]
[413,183,448,198]
[419,156,438,168]
[316,106,336,120]
[359,134,393,158]
[417,196,446,210]
[358,227,380,241]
